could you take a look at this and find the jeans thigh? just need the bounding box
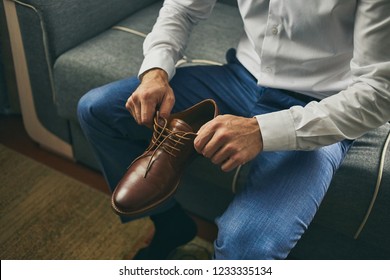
[171,64,259,116]
[214,139,353,259]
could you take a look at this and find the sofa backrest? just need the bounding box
[17,0,160,58]
[218,0,238,7]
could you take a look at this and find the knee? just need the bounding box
[77,89,95,125]
[77,87,109,126]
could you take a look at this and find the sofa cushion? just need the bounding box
[54,1,243,122]
[313,123,390,248]
[54,25,146,121]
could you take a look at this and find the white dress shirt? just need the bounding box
[139,0,390,151]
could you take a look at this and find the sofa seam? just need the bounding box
[111,25,223,67]
[10,0,57,104]
[111,25,147,38]
[354,128,390,239]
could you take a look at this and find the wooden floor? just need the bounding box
[0,114,217,242]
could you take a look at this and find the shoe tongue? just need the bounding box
[168,118,194,133]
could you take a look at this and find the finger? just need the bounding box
[158,90,175,119]
[201,132,227,159]
[125,98,134,116]
[140,100,155,127]
[194,126,214,154]
[221,156,241,172]
[126,96,140,123]
[210,145,232,165]
[196,120,210,135]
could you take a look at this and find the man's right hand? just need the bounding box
[126,68,175,128]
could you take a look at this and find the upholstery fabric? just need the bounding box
[54,28,145,121]
[314,124,390,242]
[358,135,390,251]
[20,0,160,59]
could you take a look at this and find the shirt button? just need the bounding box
[271,25,278,35]
[264,67,273,73]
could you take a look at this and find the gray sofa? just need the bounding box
[2,0,389,259]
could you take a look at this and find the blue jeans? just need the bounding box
[77,49,352,259]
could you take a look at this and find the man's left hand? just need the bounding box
[194,115,263,172]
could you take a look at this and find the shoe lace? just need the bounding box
[144,113,197,178]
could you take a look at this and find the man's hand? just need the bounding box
[194,115,263,172]
[126,68,175,128]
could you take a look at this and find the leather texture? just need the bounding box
[112,99,219,216]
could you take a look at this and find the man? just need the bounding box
[77,0,390,259]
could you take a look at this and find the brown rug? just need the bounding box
[0,144,213,259]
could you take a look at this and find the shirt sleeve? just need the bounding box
[138,0,217,80]
[257,0,390,151]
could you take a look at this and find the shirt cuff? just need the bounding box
[138,49,176,81]
[255,110,297,151]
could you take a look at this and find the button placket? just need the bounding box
[261,22,280,75]
[260,3,282,78]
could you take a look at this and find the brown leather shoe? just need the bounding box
[112,99,218,216]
